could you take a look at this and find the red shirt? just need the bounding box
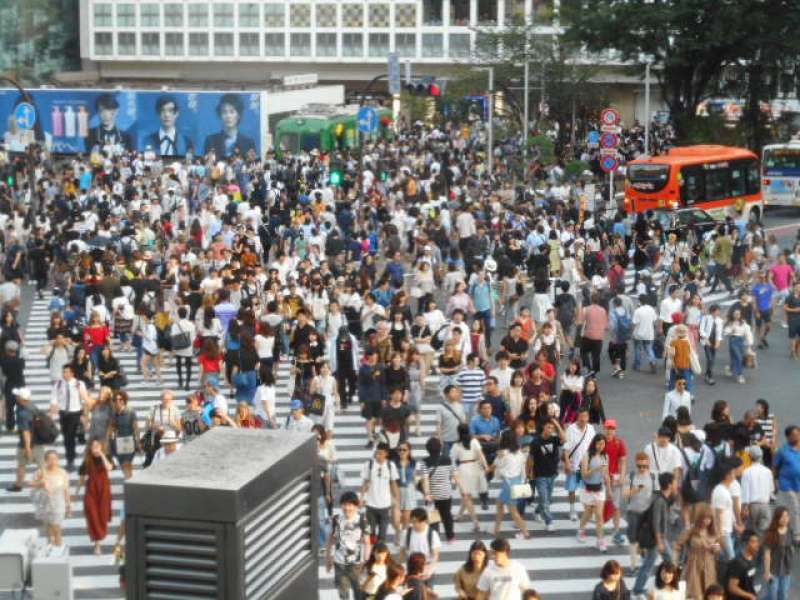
[605,436,628,476]
[84,325,110,350]
[199,354,222,373]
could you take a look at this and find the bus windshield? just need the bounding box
[627,164,670,192]
[763,148,800,174]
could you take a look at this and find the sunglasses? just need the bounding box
[636,464,649,469]
[399,448,409,453]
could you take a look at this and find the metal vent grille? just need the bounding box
[243,475,313,598]
[143,523,220,599]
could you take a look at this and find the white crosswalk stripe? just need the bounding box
[5,270,738,599]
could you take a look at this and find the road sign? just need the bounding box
[358,106,379,134]
[14,102,36,130]
[599,133,619,149]
[388,53,401,96]
[587,131,601,145]
[600,107,621,127]
[600,125,622,134]
[600,155,620,173]
[599,148,619,156]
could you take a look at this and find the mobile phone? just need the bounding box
[638,484,644,489]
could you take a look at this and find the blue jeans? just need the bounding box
[720,532,735,561]
[729,335,745,376]
[534,476,556,525]
[633,339,655,370]
[318,495,329,548]
[766,575,791,600]
[668,368,694,393]
[90,346,104,369]
[633,546,673,594]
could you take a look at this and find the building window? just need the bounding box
[264,32,285,56]
[264,4,284,27]
[141,32,160,55]
[316,33,337,57]
[316,4,337,27]
[369,4,389,28]
[116,4,135,27]
[505,0,526,25]
[395,4,416,28]
[342,33,363,57]
[290,33,311,56]
[239,32,260,55]
[140,3,160,27]
[164,4,183,27]
[395,33,416,58]
[117,32,136,55]
[94,32,113,55]
[94,3,112,27]
[533,0,554,25]
[477,0,497,25]
[165,32,184,56]
[341,4,363,28]
[449,33,471,57]
[188,4,209,27]
[450,0,470,26]
[290,4,311,27]
[368,33,389,58]
[214,32,234,55]
[422,33,443,57]
[213,4,234,27]
[189,32,209,56]
[422,0,442,26]
[239,3,259,27]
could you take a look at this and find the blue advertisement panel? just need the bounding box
[0,88,263,157]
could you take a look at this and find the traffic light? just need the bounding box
[405,78,442,97]
[329,159,344,186]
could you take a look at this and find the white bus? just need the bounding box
[762,142,800,207]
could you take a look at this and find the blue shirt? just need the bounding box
[469,415,501,437]
[79,171,93,191]
[752,282,776,312]
[471,281,493,312]
[775,444,800,492]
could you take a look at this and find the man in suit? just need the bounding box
[87,94,133,152]
[203,93,256,158]
[145,95,194,157]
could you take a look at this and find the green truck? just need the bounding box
[275,107,393,155]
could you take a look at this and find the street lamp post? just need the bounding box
[644,60,651,155]
[523,60,529,161]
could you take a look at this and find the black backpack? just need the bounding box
[32,410,59,445]
[635,502,657,549]
[405,524,435,552]
[678,444,704,504]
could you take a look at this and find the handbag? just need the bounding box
[602,497,615,524]
[170,322,192,351]
[510,482,533,500]
[115,365,128,388]
[689,348,702,375]
[426,505,441,525]
[115,435,135,455]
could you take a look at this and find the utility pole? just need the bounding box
[644,60,652,156]
[487,66,494,176]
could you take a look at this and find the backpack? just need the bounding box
[32,410,59,445]
[431,323,450,351]
[306,393,326,417]
[405,524,435,554]
[678,445,703,504]
[615,312,633,341]
[635,502,657,549]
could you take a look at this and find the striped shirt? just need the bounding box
[421,458,455,500]
[456,368,487,406]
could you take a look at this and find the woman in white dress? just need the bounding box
[310,361,339,430]
[30,450,70,549]
[451,424,488,533]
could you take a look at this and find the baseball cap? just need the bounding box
[290,399,304,411]
[604,419,618,429]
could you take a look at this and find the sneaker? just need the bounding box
[724,365,732,376]
[612,367,622,378]
[613,532,626,545]
[707,377,716,386]
[531,512,541,522]
[617,371,625,380]
[781,322,789,329]
[597,538,608,552]
[569,510,578,522]
[5,485,22,492]
[546,523,556,532]
[649,362,657,374]
[577,530,588,543]
[763,339,769,348]
[738,375,746,384]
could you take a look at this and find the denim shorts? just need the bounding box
[566,471,582,492]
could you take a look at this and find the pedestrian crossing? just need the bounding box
[3,273,741,599]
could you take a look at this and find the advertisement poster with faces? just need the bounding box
[0,88,263,157]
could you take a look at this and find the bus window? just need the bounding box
[746,159,760,194]
[730,162,747,197]
[681,166,704,205]
[628,164,670,192]
[280,133,299,154]
[301,133,321,152]
[704,165,730,201]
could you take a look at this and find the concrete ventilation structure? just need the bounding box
[124,428,319,599]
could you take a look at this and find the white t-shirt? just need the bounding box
[404,525,441,561]
[361,459,399,510]
[645,442,682,477]
[477,560,531,600]
[633,304,658,340]
[711,482,734,534]
[253,385,276,422]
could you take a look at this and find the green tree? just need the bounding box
[563,0,800,145]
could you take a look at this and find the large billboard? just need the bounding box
[0,88,264,157]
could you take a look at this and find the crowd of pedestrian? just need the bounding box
[0,115,797,600]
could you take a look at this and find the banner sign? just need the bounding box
[0,88,263,157]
